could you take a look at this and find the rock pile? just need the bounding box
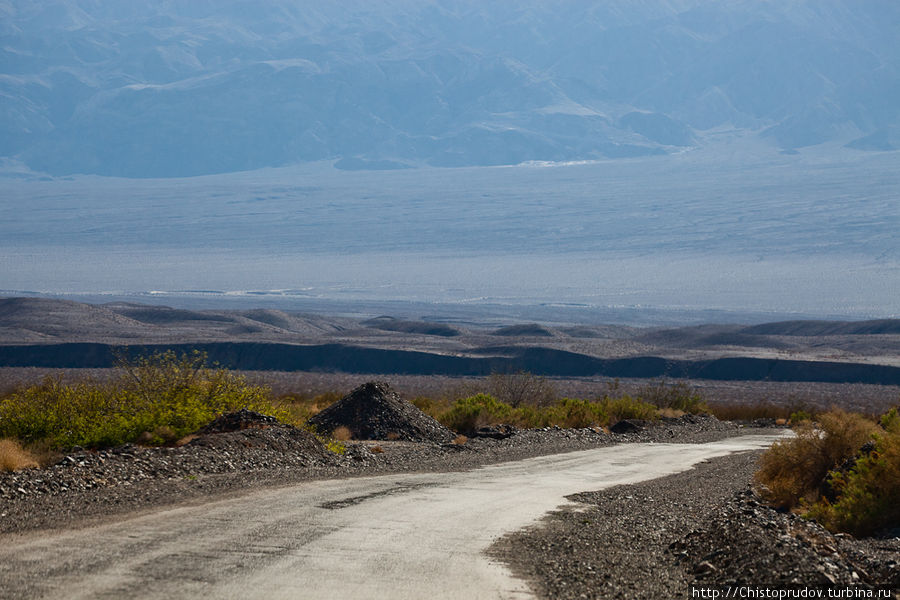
[188,418,333,460]
[309,381,455,443]
[677,489,900,590]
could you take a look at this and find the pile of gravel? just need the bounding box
[308,381,455,443]
[679,489,900,591]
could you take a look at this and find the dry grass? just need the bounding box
[657,408,685,419]
[0,438,39,472]
[452,434,468,445]
[332,426,353,441]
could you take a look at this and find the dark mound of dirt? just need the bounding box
[187,423,333,460]
[492,323,555,337]
[197,409,280,434]
[308,381,455,443]
[191,410,334,461]
[610,418,648,434]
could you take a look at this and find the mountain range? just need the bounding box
[3,0,899,177]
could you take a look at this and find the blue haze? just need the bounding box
[1,1,899,322]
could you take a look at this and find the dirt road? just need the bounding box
[0,435,783,599]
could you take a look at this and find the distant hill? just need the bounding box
[363,317,461,337]
[0,297,151,339]
[2,0,898,177]
[492,324,555,338]
[741,320,900,336]
[0,297,355,343]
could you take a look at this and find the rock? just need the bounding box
[694,560,717,574]
[610,419,647,434]
[471,424,518,439]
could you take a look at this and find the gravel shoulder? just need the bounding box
[491,451,900,599]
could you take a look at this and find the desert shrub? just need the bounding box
[516,397,606,429]
[438,394,514,433]
[545,397,608,428]
[488,371,557,408]
[807,432,900,536]
[0,438,39,472]
[0,351,283,449]
[600,395,658,423]
[637,380,708,413]
[789,409,813,424]
[437,391,659,433]
[755,409,879,509]
[411,395,453,418]
[880,406,900,434]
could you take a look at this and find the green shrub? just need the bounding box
[789,409,813,424]
[517,397,607,429]
[0,351,283,449]
[438,394,514,433]
[437,393,658,433]
[600,395,659,423]
[880,407,900,434]
[807,432,900,536]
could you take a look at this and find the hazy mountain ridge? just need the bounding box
[3,0,898,177]
[3,298,900,372]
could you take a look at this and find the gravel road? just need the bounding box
[0,414,741,534]
[0,435,784,600]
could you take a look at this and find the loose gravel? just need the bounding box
[491,451,899,599]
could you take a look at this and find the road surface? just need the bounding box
[0,435,784,599]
